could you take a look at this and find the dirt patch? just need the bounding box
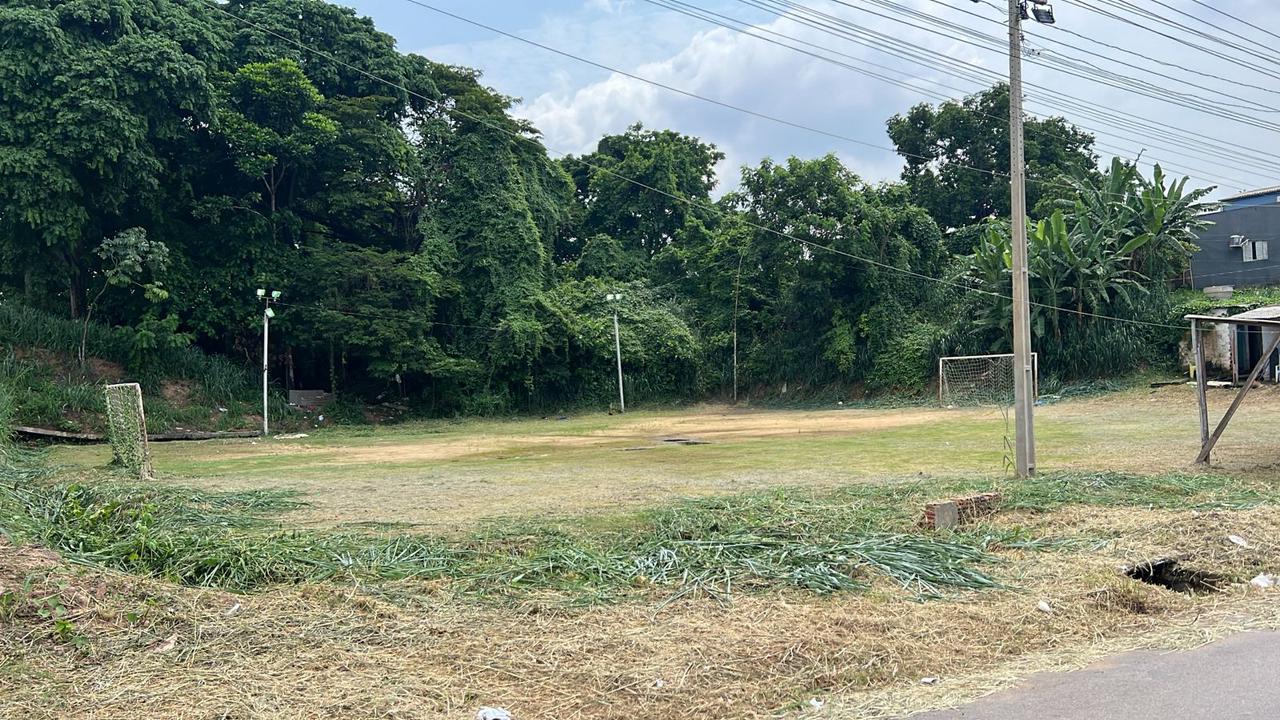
[87,357,126,382]
[160,380,194,405]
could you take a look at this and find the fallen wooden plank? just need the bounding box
[15,426,101,441]
[15,426,260,443]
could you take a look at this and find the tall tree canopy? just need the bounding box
[887,84,1097,232]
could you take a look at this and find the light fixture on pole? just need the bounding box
[257,288,281,437]
[605,292,625,413]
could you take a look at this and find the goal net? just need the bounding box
[938,353,1038,407]
[104,382,152,479]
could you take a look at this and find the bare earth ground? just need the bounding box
[12,384,1280,719]
[50,383,1280,529]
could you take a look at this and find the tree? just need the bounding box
[965,160,1214,377]
[887,84,1097,230]
[0,1,216,317]
[80,228,172,366]
[726,155,947,388]
[563,124,724,261]
[215,59,338,215]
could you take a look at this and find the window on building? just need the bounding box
[1244,239,1270,262]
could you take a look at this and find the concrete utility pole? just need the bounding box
[1004,0,1055,477]
[1008,0,1035,477]
[257,288,281,436]
[606,292,625,413]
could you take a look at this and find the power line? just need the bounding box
[735,0,1278,179]
[1060,0,1280,83]
[862,0,1280,119]
[1189,0,1280,44]
[750,0,1280,148]
[652,0,1264,185]
[202,0,1189,332]
[1142,0,1280,61]
[961,0,1280,102]
[1100,0,1280,68]
[402,0,1191,196]
[403,0,1254,198]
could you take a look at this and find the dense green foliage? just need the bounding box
[0,1,1216,418]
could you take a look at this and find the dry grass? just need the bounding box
[5,504,1280,720]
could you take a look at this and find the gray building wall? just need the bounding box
[1189,206,1280,289]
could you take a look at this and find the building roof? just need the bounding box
[1220,185,1280,202]
[1230,305,1280,323]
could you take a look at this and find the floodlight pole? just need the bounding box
[1008,0,1036,477]
[611,297,625,413]
[258,289,280,437]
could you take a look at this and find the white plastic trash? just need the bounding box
[475,708,512,720]
[1250,573,1276,589]
[1228,534,1250,548]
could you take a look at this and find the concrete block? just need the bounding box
[925,501,960,530]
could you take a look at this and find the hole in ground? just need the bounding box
[1124,558,1224,594]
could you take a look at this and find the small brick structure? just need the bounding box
[923,492,1003,529]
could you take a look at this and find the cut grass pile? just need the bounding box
[0,475,1003,598]
[5,461,1279,602]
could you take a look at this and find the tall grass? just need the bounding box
[0,302,255,402]
[0,302,260,431]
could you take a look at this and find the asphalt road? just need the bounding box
[912,631,1280,720]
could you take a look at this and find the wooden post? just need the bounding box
[1196,328,1280,464]
[1192,319,1209,454]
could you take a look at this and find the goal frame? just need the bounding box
[937,352,1038,407]
[103,382,153,479]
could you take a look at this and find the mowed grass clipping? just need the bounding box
[3,462,1279,601]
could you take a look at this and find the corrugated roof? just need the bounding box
[1221,186,1280,202]
[1229,305,1280,322]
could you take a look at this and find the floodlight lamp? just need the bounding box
[256,288,266,298]
[1031,2,1054,23]
[1018,1,1029,20]
[271,290,282,299]
[265,307,276,319]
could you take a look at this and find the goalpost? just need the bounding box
[104,382,153,479]
[938,353,1038,407]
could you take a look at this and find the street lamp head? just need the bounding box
[271,290,282,299]
[256,288,266,298]
[1030,0,1055,23]
[606,293,623,302]
[265,307,275,319]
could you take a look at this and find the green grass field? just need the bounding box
[46,383,1280,530]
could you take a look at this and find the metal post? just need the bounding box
[262,303,270,437]
[613,308,625,413]
[1008,0,1036,477]
[1187,317,1208,450]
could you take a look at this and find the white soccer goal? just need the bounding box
[938,353,1038,407]
[104,382,152,479]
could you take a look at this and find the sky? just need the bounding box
[342,0,1280,198]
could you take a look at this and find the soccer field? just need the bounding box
[49,383,1280,529]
